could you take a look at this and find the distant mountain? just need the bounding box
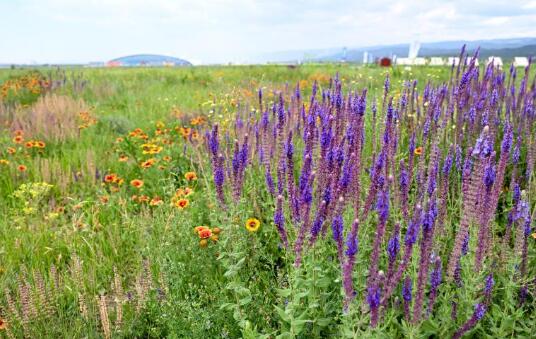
[255,38,536,63]
[108,54,192,66]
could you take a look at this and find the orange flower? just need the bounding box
[210,234,219,242]
[141,158,156,168]
[194,225,208,234]
[175,198,189,209]
[213,227,221,235]
[14,129,24,136]
[138,195,150,203]
[414,147,423,156]
[199,228,212,239]
[199,239,208,248]
[35,141,46,148]
[179,127,191,138]
[0,316,7,330]
[163,156,172,162]
[104,173,117,183]
[25,141,34,148]
[13,135,24,144]
[99,195,109,204]
[130,179,144,188]
[150,197,163,206]
[175,187,193,198]
[17,164,27,172]
[184,171,197,181]
[118,155,129,162]
[7,147,16,155]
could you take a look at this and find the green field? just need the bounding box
[0,64,534,338]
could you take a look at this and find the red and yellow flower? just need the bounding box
[130,179,144,188]
[245,218,260,232]
[141,158,156,168]
[184,171,197,181]
[174,198,189,209]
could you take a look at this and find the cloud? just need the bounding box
[1,0,535,64]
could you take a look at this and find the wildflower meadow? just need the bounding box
[0,50,535,338]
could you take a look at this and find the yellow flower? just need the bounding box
[46,212,60,220]
[245,218,260,232]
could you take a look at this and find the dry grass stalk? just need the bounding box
[37,158,71,193]
[32,270,54,319]
[16,268,37,327]
[158,271,169,297]
[70,255,89,320]
[142,259,153,296]
[11,93,88,142]
[4,288,21,325]
[112,267,124,329]
[97,295,112,339]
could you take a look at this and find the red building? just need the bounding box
[379,57,392,67]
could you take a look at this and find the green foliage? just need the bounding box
[0,64,533,338]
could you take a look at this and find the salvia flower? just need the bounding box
[453,303,487,339]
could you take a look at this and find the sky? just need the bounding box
[1,0,536,64]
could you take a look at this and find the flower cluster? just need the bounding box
[194,225,221,247]
[201,49,535,331]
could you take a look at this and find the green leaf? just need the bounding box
[291,319,310,334]
[219,302,235,311]
[276,288,292,298]
[239,295,252,305]
[316,318,332,327]
[316,277,331,288]
[275,305,291,323]
[276,332,293,339]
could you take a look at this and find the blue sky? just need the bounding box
[1,0,536,64]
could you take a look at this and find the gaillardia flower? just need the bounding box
[175,198,189,209]
[185,171,198,181]
[245,218,261,232]
[130,179,144,188]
